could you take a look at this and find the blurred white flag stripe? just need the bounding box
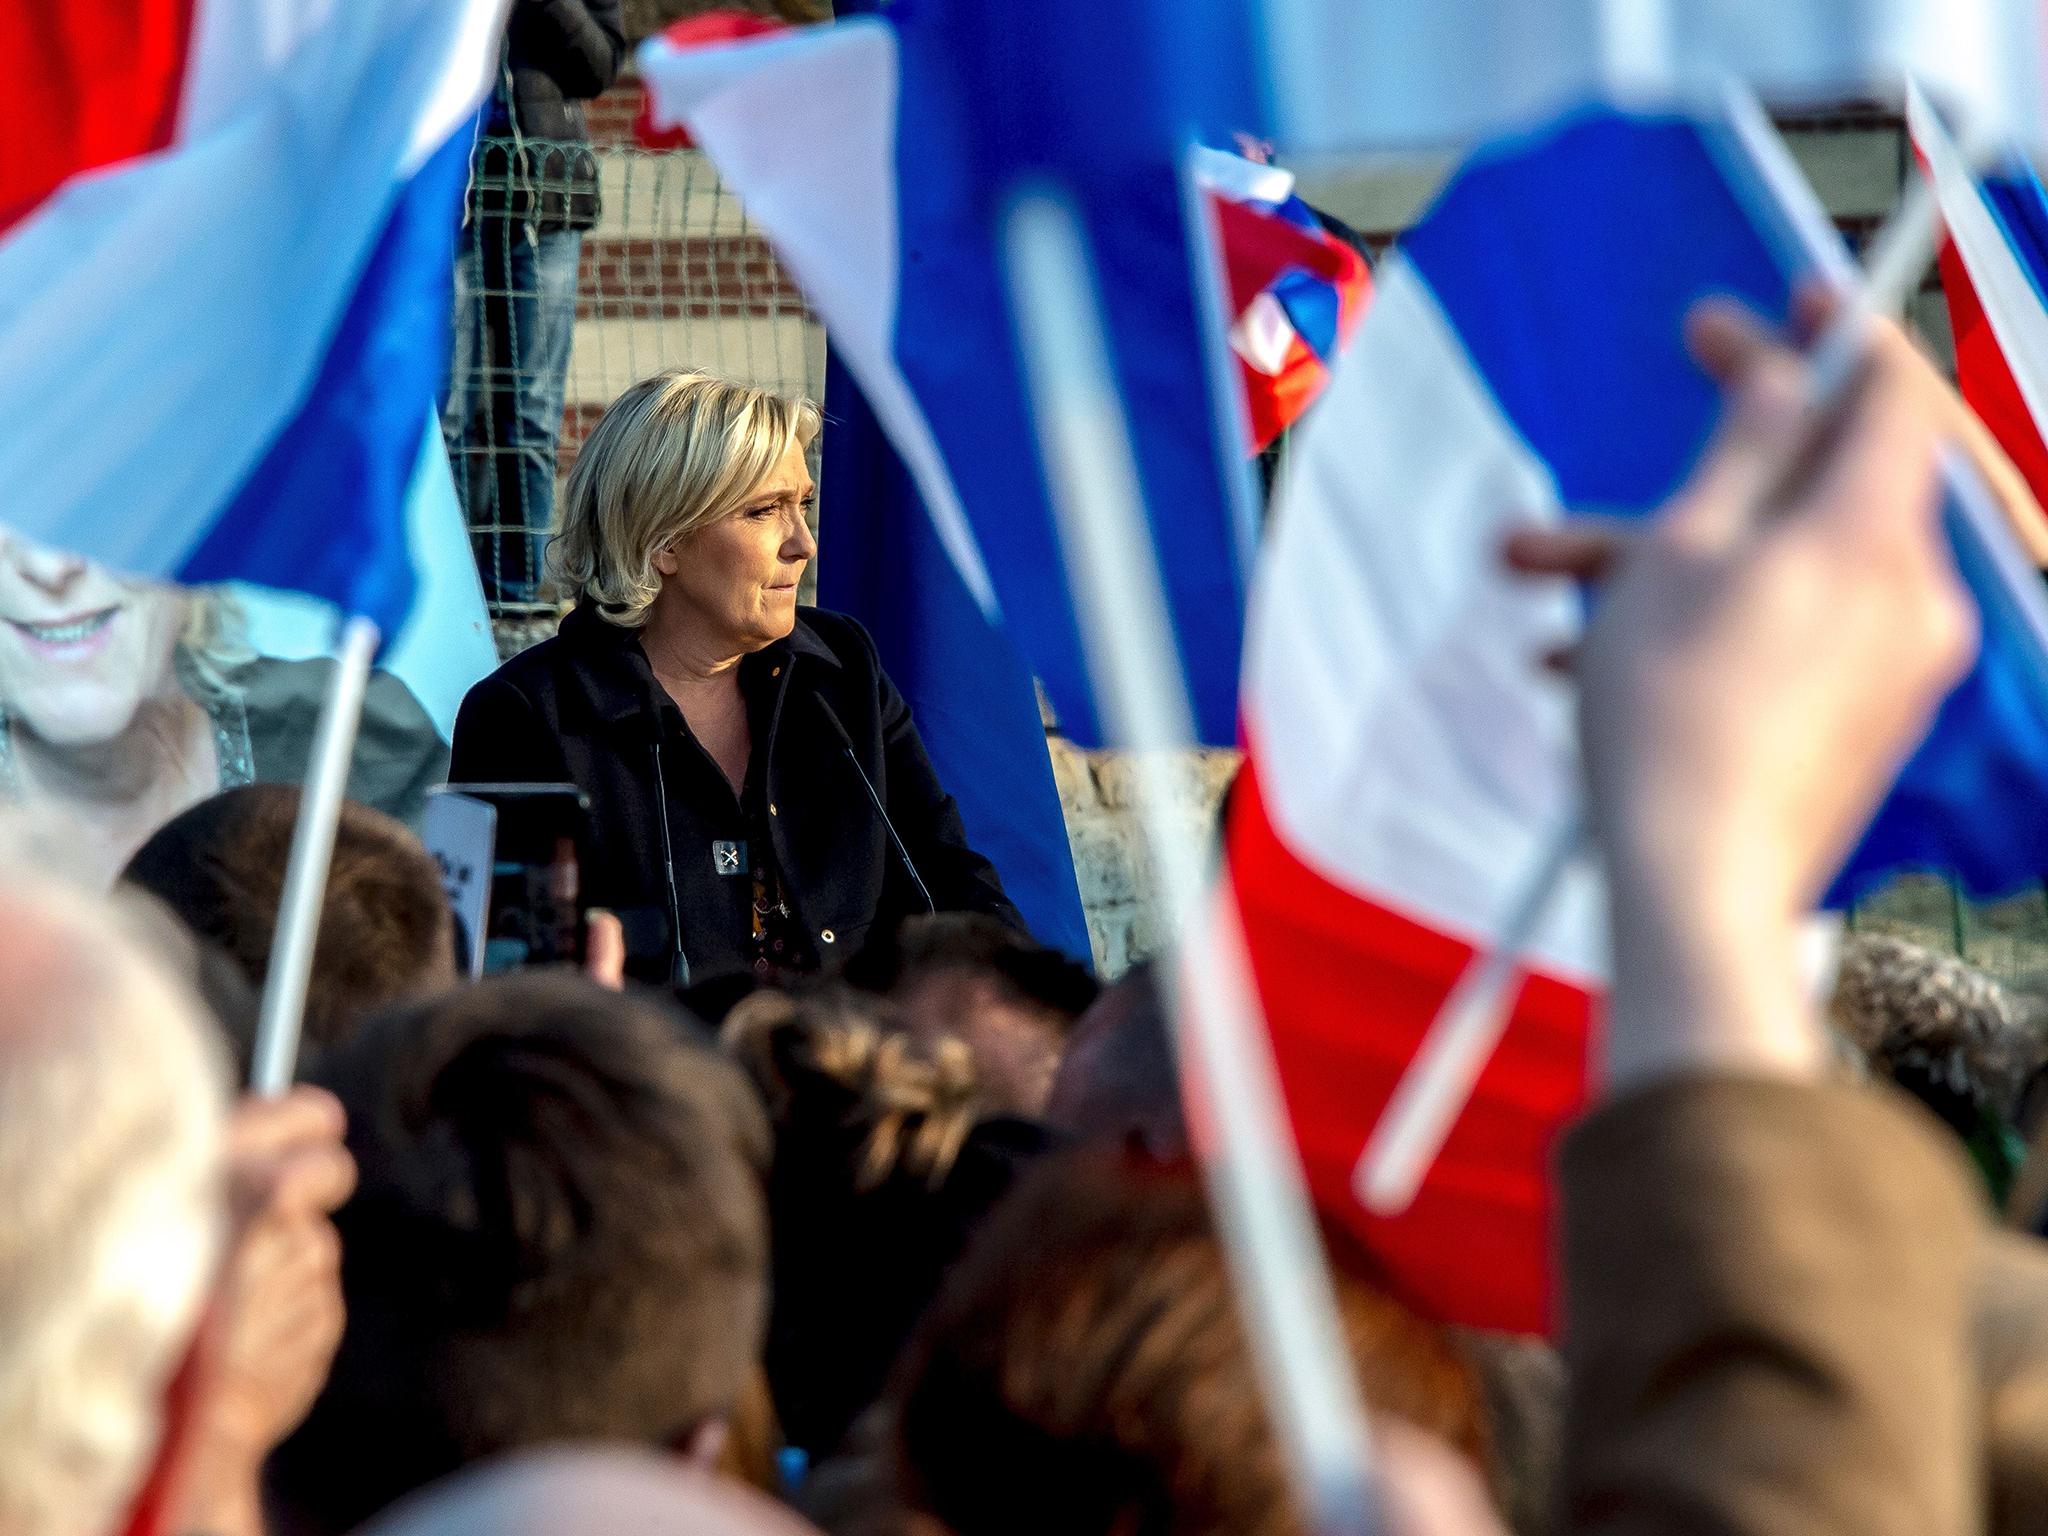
[1259,0,2047,154]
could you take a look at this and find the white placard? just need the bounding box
[422,788,496,979]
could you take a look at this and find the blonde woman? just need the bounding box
[449,370,1021,987]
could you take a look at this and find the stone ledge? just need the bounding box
[1049,738,1240,975]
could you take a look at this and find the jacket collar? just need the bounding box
[559,602,840,730]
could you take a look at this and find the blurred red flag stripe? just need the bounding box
[1,0,196,233]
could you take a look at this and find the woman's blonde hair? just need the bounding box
[177,586,255,700]
[549,370,821,627]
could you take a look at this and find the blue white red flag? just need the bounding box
[1914,86,2048,555]
[0,0,506,636]
[1239,104,2048,1333]
[636,4,1255,747]
[1193,147,1372,451]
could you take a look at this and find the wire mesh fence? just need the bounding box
[1850,879,2048,989]
[442,134,825,618]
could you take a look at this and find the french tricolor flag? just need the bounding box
[1193,148,1371,452]
[1239,104,2048,1333]
[1914,85,2048,558]
[0,0,506,632]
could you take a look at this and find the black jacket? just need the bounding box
[449,604,1023,985]
[472,0,626,232]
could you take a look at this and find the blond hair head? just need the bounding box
[0,876,228,1536]
[549,371,821,627]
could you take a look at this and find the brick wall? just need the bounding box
[582,79,646,146]
[578,235,806,321]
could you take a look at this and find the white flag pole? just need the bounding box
[1357,95,1965,1216]
[1004,188,1381,1536]
[249,614,380,1095]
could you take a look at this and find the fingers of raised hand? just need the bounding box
[1499,519,1636,581]
[245,1226,343,1350]
[1670,304,1812,550]
[1770,322,1974,691]
[227,1086,356,1225]
[226,1085,344,1162]
[584,908,627,991]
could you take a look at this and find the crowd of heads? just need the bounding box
[16,300,2048,1536]
[0,776,1557,1536]
[13,761,2048,1536]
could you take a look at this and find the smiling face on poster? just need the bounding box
[0,526,493,889]
[0,536,227,884]
[0,417,500,886]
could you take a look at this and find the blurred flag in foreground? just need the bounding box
[1239,104,2048,1332]
[637,5,1254,747]
[631,11,785,150]
[0,0,503,633]
[819,356,1094,960]
[1245,0,2046,154]
[1915,87,2048,552]
[1194,147,1372,451]
[0,0,502,863]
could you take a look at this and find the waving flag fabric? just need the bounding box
[819,354,1095,962]
[1914,87,2048,548]
[1194,148,1372,451]
[1244,0,2046,154]
[1241,105,2048,1333]
[637,4,1255,747]
[0,0,506,634]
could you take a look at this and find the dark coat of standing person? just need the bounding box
[449,371,1023,987]
[476,0,625,232]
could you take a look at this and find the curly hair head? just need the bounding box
[1828,934,2043,1117]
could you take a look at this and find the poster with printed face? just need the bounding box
[0,427,499,887]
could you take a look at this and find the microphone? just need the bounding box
[812,695,935,914]
[642,675,691,987]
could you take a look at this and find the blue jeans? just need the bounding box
[442,220,583,608]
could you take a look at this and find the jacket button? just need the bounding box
[820,929,835,944]
[771,666,782,678]
[768,803,778,816]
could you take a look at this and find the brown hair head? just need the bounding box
[121,783,455,1062]
[724,987,987,1191]
[272,973,771,1535]
[889,1150,1488,1536]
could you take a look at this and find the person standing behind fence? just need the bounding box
[443,0,625,610]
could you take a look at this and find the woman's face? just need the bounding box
[0,536,186,746]
[656,438,818,655]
